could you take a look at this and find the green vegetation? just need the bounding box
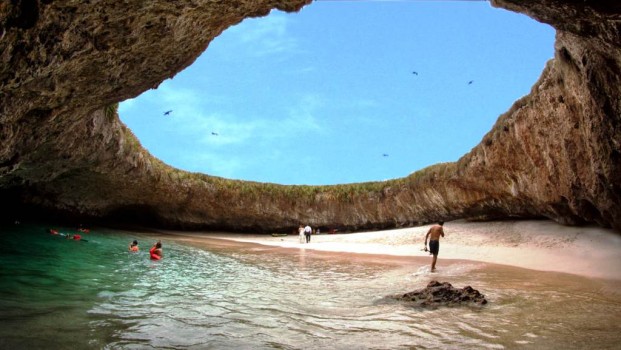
[121,126,143,153]
[116,115,457,204]
[104,103,119,121]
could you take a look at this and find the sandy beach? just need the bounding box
[166,220,621,281]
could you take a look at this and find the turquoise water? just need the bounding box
[1,224,621,349]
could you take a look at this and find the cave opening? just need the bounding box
[118,1,554,186]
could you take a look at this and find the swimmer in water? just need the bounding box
[129,240,139,252]
[149,241,163,260]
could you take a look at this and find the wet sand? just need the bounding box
[157,220,621,281]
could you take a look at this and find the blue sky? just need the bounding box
[119,1,555,185]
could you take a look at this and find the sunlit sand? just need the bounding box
[167,220,621,281]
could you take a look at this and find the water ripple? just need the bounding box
[2,226,621,349]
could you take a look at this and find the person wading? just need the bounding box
[424,221,445,272]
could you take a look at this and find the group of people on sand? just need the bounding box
[298,224,314,243]
[129,240,163,260]
[297,221,444,271]
[292,221,445,272]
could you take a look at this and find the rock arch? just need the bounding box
[0,0,619,232]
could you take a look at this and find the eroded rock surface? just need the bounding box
[0,1,620,232]
[396,280,487,307]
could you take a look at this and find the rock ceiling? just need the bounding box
[0,0,619,232]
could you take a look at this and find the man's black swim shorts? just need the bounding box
[429,240,439,255]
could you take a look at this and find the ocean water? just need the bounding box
[1,224,620,349]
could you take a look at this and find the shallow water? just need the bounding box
[1,224,620,349]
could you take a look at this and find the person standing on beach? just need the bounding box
[304,224,312,243]
[299,225,305,244]
[424,221,445,272]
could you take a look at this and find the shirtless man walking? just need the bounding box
[424,221,445,272]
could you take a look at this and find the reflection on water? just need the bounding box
[1,225,620,349]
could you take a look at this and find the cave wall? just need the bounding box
[0,0,620,232]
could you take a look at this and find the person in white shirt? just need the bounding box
[298,225,305,244]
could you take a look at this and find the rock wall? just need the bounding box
[0,0,619,232]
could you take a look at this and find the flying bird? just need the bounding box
[163,110,173,116]
[383,154,389,157]
[211,132,219,136]
[412,71,418,76]
[468,80,474,85]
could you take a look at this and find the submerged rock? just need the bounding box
[398,281,487,307]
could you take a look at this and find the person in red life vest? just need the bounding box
[129,240,139,252]
[73,234,82,241]
[149,241,163,260]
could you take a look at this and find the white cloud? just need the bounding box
[227,12,298,57]
[162,92,326,179]
[121,74,329,180]
[157,84,201,107]
[290,66,316,75]
[279,94,324,134]
[118,97,137,113]
[178,93,325,147]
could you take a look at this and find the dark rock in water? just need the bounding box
[398,281,487,307]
